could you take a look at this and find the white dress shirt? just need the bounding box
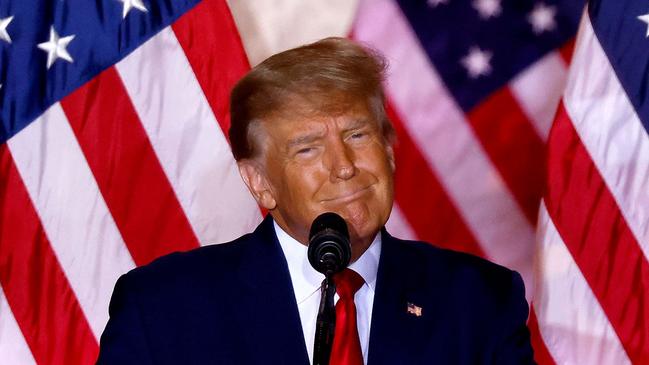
[274,221,381,365]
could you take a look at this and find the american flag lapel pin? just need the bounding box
[406,302,423,317]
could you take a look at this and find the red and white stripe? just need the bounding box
[3,0,611,363]
[114,26,261,246]
[352,0,572,298]
[0,286,36,365]
[510,52,568,142]
[536,202,631,365]
[0,1,258,363]
[562,19,649,260]
[7,103,135,339]
[0,140,100,364]
[536,10,649,364]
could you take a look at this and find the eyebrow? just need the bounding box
[285,118,372,148]
[286,132,325,149]
[341,118,371,133]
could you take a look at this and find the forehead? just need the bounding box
[264,102,375,137]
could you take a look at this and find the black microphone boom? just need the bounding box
[308,212,352,276]
[308,212,352,365]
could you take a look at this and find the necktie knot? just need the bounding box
[333,268,364,300]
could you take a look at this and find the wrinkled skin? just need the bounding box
[238,103,395,262]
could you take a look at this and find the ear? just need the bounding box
[385,144,396,172]
[237,160,277,210]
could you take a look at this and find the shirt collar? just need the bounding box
[274,220,381,305]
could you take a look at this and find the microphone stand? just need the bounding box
[308,212,352,365]
[312,273,336,365]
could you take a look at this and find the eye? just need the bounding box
[348,130,370,142]
[296,147,313,154]
[294,146,319,158]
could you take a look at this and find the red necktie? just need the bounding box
[330,268,365,365]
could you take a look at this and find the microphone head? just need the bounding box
[308,212,351,276]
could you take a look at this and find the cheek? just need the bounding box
[363,148,395,209]
[283,164,326,203]
[357,145,395,180]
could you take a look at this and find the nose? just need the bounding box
[326,138,356,181]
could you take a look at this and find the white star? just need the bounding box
[528,3,557,34]
[638,13,649,37]
[461,46,493,79]
[427,0,449,8]
[472,0,502,19]
[0,16,13,43]
[37,27,75,69]
[118,0,148,19]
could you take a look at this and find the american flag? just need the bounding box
[535,0,649,363]
[5,0,637,363]
[0,1,260,363]
[351,0,577,362]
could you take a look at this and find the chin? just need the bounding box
[317,199,387,238]
[345,214,383,244]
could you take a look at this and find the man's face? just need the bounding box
[239,102,395,260]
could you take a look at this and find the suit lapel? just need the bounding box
[367,230,438,365]
[227,220,443,364]
[232,216,310,365]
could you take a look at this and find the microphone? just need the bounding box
[308,212,352,365]
[308,212,352,277]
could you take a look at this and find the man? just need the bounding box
[96,38,534,364]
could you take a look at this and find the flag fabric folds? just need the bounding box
[352,0,578,361]
[535,0,649,363]
[0,1,260,363]
[0,0,602,363]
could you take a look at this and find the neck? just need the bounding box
[349,235,373,263]
[270,213,376,264]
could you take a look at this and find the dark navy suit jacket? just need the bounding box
[96,216,534,364]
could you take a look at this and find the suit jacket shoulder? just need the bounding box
[390,235,523,302]
[96,217,309,365]
[96,220,533,365]
[117,230,256,300]
[367,231,534,365]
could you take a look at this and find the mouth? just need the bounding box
[321,185,373,204]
